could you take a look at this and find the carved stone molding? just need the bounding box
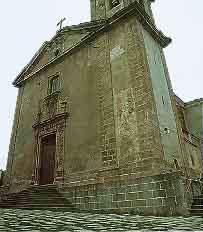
[32,113,69,185]
[38,91,69,123]
[47,33,66,59]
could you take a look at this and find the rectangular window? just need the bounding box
[49,75,60,94]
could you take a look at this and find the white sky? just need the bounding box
[0,0,203,170]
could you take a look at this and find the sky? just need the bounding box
[0,0,203,170]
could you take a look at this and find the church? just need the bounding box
[1,0,203,216]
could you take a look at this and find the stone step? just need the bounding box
[28,185,57,191]
[17,203,69,207]
[190,191,203,216]
[23,189,57,194]
[0,204,73,209]
[16,194,66,199]
[190,208,203,216]
[17,199,70,205]
[21,190,58,195]
[10,190,60,197]
[0,201,17,206]
[0,204,16,208]
[191,204,203,209]
[0,200,71,207]
[13,206,75,211]
[0,185,74,210]
[0,198,16,202]
[192,198,203,205]
[16,193,62,199]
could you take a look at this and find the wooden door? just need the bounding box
[39,134,56,185]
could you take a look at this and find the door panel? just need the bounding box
[39,134,56,185]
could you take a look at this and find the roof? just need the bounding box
[175,94,203,108]
[13,20,105,86]
[13,1,171,87]
[185,98,203,107]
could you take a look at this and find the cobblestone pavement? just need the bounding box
[0,209,203,231]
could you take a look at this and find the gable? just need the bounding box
[13,2,171,87]
[28,31,89,74]
[13,21,105,86]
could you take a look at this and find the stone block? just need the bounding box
[118,200,132,208]
[134,199,147,207]
[126,192,137,201]
[137,191,145,199]
[153,190,166,198]
[113,193,126,202]
[145,190,153,199]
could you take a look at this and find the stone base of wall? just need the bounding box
[59,170,190,216]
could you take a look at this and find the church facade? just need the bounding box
[3,0,203,215]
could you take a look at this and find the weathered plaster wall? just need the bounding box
[173,100,202,177]
[184,103,203,176]
[109,18,164,168]
[142,29,182,163]
[62,47,103,175]
[186,103,203,138]
[5,88,24,185]
[8,78,41,188]
[8,14,168,189]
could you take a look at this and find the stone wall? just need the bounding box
[109,17,163,167]
[59,170,190,216]
[174,98,202,177]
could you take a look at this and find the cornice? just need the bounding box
[32,112,69,129]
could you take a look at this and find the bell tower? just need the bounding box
[90,0,182,167]
[90,0,155,21]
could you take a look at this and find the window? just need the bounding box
[109,0,120,9]
[49,75,60,94]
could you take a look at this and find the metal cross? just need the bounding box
[57,17,66,31]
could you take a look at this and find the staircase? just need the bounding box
[190,193,203,216]
[0,184,74,210]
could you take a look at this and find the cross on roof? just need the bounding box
[57,18,66,31]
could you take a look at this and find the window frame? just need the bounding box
[48,74,60,95]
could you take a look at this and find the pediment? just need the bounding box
[28,31,89,74]
[13,21,104,86]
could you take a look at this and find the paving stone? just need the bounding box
[0,209,203,231]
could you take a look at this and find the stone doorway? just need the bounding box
[39,134,56,185]
[33,113,68,185]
